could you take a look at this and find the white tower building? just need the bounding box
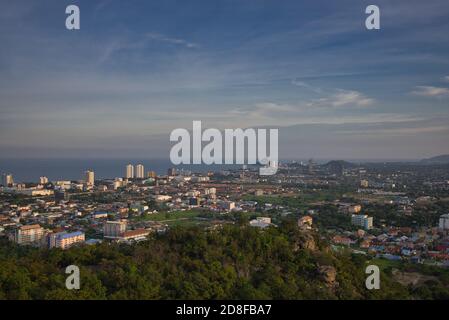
[85,170,95,185]
[136,164,145,179]
[125,164,134,179]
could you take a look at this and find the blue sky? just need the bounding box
[1,0,449,160]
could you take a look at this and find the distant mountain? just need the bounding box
[322,160,357,175]
[323,160,357,168]
[420,154,449,164]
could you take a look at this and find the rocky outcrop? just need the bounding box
[293,232,317,252]
[318,265,337,287]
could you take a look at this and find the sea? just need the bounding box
[0,158,241,183]
[0,158,418,183]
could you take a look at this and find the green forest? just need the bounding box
[0,220,448,300]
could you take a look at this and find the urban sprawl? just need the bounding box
[1,160,449,267]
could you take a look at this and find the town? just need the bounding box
[1,159,448,269]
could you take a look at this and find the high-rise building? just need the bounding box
[40,176,49,184]
[85,170,95,185]
[104,220,127,239]
[167,168,177,176]
[136,164,145,179]
[14,224,45,245]
[125,164,134,179]
[351,214,373,230]
[1,173,14,187]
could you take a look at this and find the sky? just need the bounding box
[0,0,449,161]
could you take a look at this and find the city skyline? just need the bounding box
[1,0,449,160]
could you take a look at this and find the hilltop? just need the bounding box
[420,155,449,165]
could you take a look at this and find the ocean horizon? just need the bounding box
[0,158,421,183]
[0,158,237,183]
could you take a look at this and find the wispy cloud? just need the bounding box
[290,82,374,108]
[228,87,375,128]
[309,90,374,108]
[412,86,449,98]
[98,32,198,63]
[291,79,323,94]
[145,32,199,48]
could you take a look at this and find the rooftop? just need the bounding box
[20,224,42,231]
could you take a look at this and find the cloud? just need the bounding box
[308,90,374,108]
[97,32,199,63]
[338,125,449,136]
[1,0,448,160]
[291,79,309,87]
[290,83,374,108]
[329,90,374,107]
[230,102,296,119]
[412,86,449,97]
[145,33,198,48]
[291,79,323,93]
[227,88,375,127]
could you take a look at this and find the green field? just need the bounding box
[367,258,402,271]
[131,210,215,227]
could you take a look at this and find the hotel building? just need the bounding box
[14,224,45,245]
